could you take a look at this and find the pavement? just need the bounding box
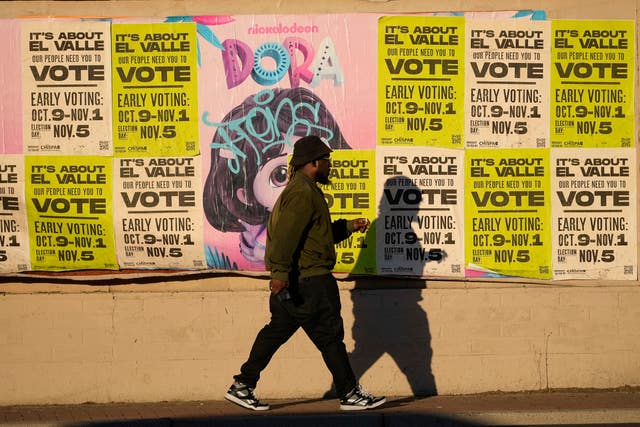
[2,389,640,427]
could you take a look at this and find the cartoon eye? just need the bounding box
[269,165,288,188]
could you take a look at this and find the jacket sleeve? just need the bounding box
[267,188,314,282]
[331,219,354,244]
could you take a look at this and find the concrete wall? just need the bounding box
[0,0,639,405]
[1,276,640,404]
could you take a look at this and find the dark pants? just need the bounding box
[234,274,357,398]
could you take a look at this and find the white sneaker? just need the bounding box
[339,384,386,410]
[224,381,270,411]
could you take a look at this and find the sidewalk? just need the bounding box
[2,390,640,426]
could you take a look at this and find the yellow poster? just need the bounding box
[112,23,199,157]
[465,149,551,279]
[378,16,465,147]
[319,150,376,274]
[26,156,117,270]
[550,20,634,148]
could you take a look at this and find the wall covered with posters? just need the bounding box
[0,10,635,281]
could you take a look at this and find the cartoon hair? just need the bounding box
[203,87,350,232]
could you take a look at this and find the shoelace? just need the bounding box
[236,385,260,403]
[355,386,374,400]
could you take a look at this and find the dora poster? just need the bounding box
[195,14,378,271]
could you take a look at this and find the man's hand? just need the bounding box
[352,218,371,233]
[269,278,288,296]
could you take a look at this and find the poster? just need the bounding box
[0,13,638,282]
[465,19,550,148]
[378,16,465,147]
[550,20,634,148]
[114,156,205,269]
[0,156,30,272]
[319,150,377,274]
[25,156,117,270]
[552,148,636,279]
[465,149,551,278]
[376,146,464,277]
[0,21,22,154]
[198,14,377,271]
[112,22,199,157]
[21,20,112,155]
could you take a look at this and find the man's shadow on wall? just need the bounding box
[329,176,438,398]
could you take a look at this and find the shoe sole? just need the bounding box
[224,392,270,411]
[340,397,386,411]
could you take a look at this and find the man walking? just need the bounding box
[225,135,385,411]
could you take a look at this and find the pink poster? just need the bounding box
[0,20,22,154]
[196,14,378,271]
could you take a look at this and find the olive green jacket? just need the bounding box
[265,172,355,282]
